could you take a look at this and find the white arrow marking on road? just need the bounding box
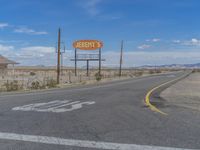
[0,132,196,150]
[12,100,95,113]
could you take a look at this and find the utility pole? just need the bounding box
[119,40,124,77]
[99,48,101,76]
[57,28,61,84]
[75,48,77,76]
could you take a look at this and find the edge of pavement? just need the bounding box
[145,70,193,115]
[0,71,181,97]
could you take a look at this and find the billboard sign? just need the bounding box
[73,40,103,50]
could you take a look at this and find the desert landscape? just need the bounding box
[0,66,175,92]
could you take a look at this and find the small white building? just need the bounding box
[0,55,19,74]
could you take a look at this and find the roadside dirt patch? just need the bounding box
[161,73,200,111]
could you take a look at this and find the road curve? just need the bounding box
[0,71,200,150]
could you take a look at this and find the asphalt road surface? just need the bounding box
[0,71,200,150]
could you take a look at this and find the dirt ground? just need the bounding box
[0,67,170,92]
[161,72,200,111]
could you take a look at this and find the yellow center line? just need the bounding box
[145,73,190,115]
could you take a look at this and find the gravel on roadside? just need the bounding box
[161,72,200,111]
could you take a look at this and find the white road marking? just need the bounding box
[0,132,195,150]
[166,75,176,78]
[36,100,69,109]
[52,101,96,113]
[46,101,80,109]
[12,100,95,113]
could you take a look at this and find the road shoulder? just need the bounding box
[161,72,200,111]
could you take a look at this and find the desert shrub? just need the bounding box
[149,70,155,74]
[30,72,36,76]
[192,69,200,73]
[46,79,57,88]
[95,72,102,81]
[31,81,40,89]
[4,80,22,91]
[134,71,143,77]
[155,69,162,74]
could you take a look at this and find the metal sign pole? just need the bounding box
[72,40,104,77]
[99,48,101,76]
[87,60,89,76]
[75,48,77,76]
[61,53,63,75]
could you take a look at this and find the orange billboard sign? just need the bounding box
[73,40,103,50]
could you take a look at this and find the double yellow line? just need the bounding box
[145,72,190,115]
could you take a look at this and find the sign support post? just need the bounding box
[99,48,101,76]
[72,40,104,77]
[87,60,89,76]
[75,48,77,76]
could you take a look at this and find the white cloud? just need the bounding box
[0,39,28,45]
[12,50,200,67]
[0,23,9,29]
[138,44,151,49]
[79,0,122,20]
[183,38,200,46]
[2,44,200,67]
[173,38,200,46]
[2,46,56,66]
[146,38,161,42]
[0,44,14,52]
[173,40,181,44]
[20,46,55,56]
[81,0,103,16]
[14,27,48,35]
[102,51,200,67]
[152,38,160,42]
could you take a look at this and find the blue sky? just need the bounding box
[1,0,200,67]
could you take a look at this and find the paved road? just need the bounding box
[0,71,199,150]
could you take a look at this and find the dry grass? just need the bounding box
[0,67,177,92]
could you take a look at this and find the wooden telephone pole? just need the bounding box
[119,40,124,77]
[57,28,61,84]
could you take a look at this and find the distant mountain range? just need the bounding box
[73,63,200,69]
[139,63,200,69]
[12,63,200,69]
